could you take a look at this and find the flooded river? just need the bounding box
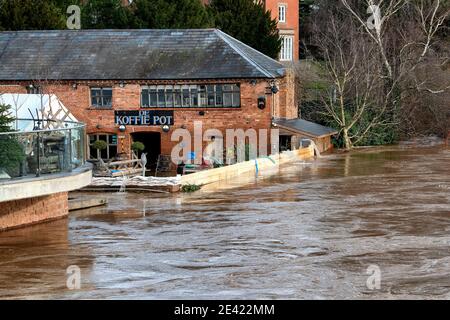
[0,142,449,299]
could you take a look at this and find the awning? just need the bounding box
[273,118,338,138]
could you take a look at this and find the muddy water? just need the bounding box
[0,143,449,299]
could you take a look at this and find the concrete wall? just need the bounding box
[0,192,68,231]
[181,145,313,186]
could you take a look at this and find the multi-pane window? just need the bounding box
[141,84,240,108]
[279,5,286,23]
[280,36,293,61]
[26,85,42,94]
[89,134,118,160]
[91,87,112,108]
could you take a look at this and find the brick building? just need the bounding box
[202,0,299,62]
[0,29,306,167]
[264,0,299,62]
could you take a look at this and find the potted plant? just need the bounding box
[131,141,145,159]
[92,140,107,160]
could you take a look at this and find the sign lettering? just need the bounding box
[114,110,174,126]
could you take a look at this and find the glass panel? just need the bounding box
[191,88,198,107]
[215,85,223,106]
[207,85,215,107]
[165,87,174,107]
[150,89,158,107]
[199,85,207,107]
[141,89,149,107]
[232,92,240,107]
[157,87,165,107]
[182,88,190,107]
[109,146,117,159]
[223,93,232,107]
[174,86,182,107]
[100,148,108,160]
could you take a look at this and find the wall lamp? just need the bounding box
[270,84,279,94]
[119,124,126,132]
[162,125,170,133]
[119,81,126,88]
[72,82,78,90]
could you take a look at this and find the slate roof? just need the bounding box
[273,118,338,138]
[0,29,285,81]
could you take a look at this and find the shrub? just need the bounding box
[92,140,107,151]
[131,141,145,152]
[181,184,201,193]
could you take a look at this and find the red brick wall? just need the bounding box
[0,192,68,231]
[0,79,282,159]
[265,0,299,61]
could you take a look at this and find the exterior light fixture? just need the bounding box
[162,125,170,133]
[271,84,279,94]
[119,124,126,132]
[257,96,266,110]
[250,79,257,86]
[119,81,126,88]
[72,83,78,90]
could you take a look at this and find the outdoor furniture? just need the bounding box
[93,158,144,177]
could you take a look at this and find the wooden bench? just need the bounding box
[94,159,144,177]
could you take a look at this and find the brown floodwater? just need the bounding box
[0,141,449,299]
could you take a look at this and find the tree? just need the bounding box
[81,0,138,29]
[0,0,66,31]
[0,103,25,178]
[304,0,449,149]
[133,0,212,29]
[208,0,281,59]
[0,103,14,132]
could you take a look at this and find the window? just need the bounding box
[279,4,286,23]
[89,134,117,160]
[91,87,112,108]
[280,36,293,61]
[26,85,42,94]
[141,84,240,108]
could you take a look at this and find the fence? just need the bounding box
[0,119,86,180]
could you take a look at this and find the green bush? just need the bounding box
[0,135,25,177]
[181,184,202,193]
[92,140,107,151]
[131,141,145,152]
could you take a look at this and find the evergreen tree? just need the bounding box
[208,0,281,59]
[81,0,138,29]
[0,0,66,31]
[0,103,24,177]
[0,103,14,132]
[133,0,212,29]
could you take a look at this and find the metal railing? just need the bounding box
[0,119,86,180]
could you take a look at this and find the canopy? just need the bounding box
[0,93,78,132]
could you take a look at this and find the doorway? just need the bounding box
[131,132,161,172]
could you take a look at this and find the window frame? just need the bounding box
[90,87,113,108]
[88,133,118,160]
[26,85,42,94]
[278,4,286,23]
[280,35,294,61]
[140,84,241,108]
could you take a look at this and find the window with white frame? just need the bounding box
[141,84,240,108]
[88,134,118,160]
[280,35,293,61]
[279,4,286,23]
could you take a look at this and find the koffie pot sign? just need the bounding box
[115,110,174,126]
